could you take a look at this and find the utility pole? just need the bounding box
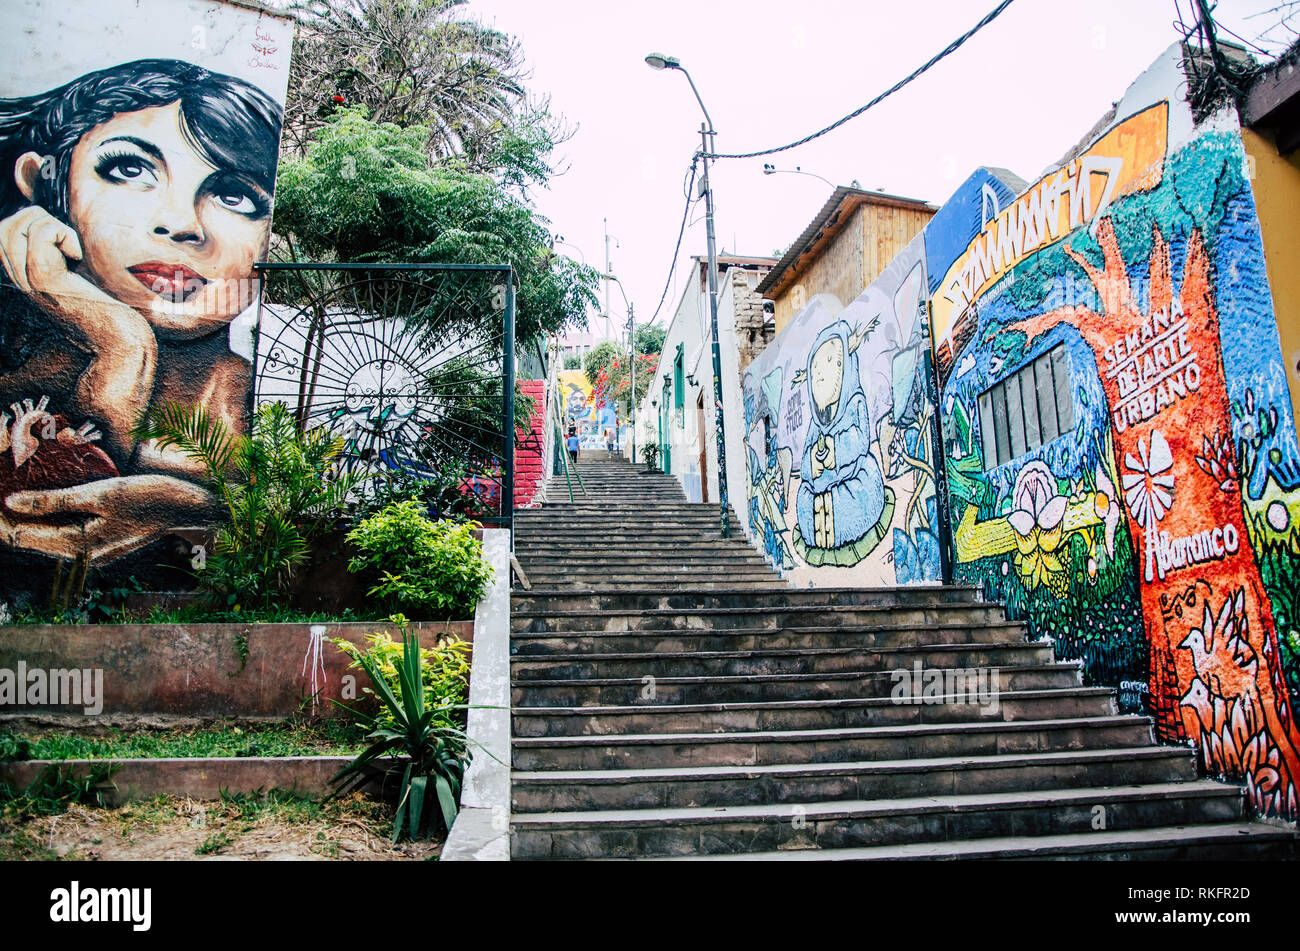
[644,51,730,538]
[604,218,611,344]
[699,123,730,538]
[627,304,636,464]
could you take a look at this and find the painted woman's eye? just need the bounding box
[205,173,269,219]
[214,192,257,214]
[95,153,158,186]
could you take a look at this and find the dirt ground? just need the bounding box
[0,793,443,861]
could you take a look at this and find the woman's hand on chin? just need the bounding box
[0,474,219,563]
[0,205,154,351]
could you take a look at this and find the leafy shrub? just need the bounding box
[332,630,471,732]
[132,401,364,611]
[346,501,493,618]
[331,633,469,841]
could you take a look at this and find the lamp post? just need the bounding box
[646,52,730,537]
[761,164,837,188]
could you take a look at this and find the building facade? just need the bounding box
[733,43,1300,821]
[637,256,776,505]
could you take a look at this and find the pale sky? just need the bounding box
[466,0,1293,343]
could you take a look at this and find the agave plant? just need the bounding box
[331,632,469,843]
[131,400,365,610]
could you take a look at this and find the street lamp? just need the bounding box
[761,164,836,188]
[646,51,730,537]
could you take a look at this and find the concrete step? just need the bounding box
[515,545,774,561]
[509,781,1242,859]
[511,602,1009,633]
[514,531,738,544]
[510,643,1055,681]
[510,586,984,614]
[517,569,781,586]
[517,555,773,571]
[516,579,784,592]
[511,688,1117,737]
[508,621,1028,655]
[511,716,1157,770]
[511,663,1083,707]
[651,822,1300,861]
[522,501,738,509]
[511,746,1198,812]
[521,513,744,524]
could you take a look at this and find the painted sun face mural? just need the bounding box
[928,50,1300,819]
[0,1,291,597]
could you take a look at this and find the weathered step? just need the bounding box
[511,688,1117,737]
[521,515,744,526]
[511,586,983,614]
[515,546,783,562]
[511,746,1198,812]
[509,621,1028,655]
[511,663,1083,707]
[517,508,729,519]
[511,602,1008,633]
[514,531,735,544]
[509,782,1243,859]
[510,643,1055,681]
[518,569,781,586]
[655,822,1300,861]
[511,716,1156,770]
[517,556,773,572]
[514,576,780,589]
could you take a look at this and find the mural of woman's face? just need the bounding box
[63,101,270,338]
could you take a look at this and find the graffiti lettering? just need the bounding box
[1144,522,1239,582]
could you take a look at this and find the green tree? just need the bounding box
[285,0,525,161]
[581,340,623,389]
[634,323,666,356]
[271,108,599,345]
[591,351,658,419]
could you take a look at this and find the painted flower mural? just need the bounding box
[1007,462,1068,591]
[1122,429,1175,532]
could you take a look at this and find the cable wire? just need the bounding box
[649,157,699,325]
[701,0,1017,160]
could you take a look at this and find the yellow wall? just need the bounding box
[1243,126,1300,442]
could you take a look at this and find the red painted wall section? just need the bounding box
[514,380,546,509]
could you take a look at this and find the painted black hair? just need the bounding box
[0,58,283,223]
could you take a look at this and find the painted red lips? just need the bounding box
[127,262,208,302]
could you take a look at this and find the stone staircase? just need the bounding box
[508,452,1297,859]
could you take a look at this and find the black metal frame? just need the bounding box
[251,262,516,539]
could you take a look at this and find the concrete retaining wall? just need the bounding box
[0,620,473,718]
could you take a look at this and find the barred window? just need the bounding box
[977,345,1074,468]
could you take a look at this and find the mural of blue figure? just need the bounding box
[793,320,894,566]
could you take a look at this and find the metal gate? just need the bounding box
[251,263,516,533]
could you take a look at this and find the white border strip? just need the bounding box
[441,528,512,861]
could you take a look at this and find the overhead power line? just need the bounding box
[702,0,1017,160]
[649,157,700,325]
